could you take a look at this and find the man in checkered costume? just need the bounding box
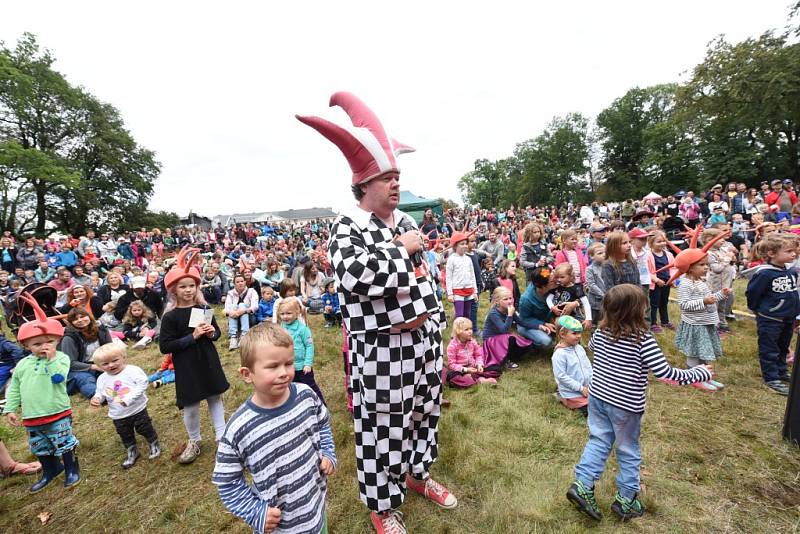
[298,92,457,533]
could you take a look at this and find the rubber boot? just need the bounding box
[122,445,139,469]
[62,450,81,489]
[29,455,64,494]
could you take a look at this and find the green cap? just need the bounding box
[557,315,583,333]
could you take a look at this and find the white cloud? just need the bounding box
[1,0,791,216]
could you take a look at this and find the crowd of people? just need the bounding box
[1,83,798,532]
[0,178,797,528]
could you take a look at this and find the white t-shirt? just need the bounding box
[94,365,149,420]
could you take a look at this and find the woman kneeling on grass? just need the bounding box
[566,284,713,522]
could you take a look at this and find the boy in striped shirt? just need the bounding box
[212,322,336,533]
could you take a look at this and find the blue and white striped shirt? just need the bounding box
[212,384,336,534]
[588,329,711,413]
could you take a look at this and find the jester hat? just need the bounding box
[656,226,731,286]
[296,92,415,185]
[164,246,202,289]
[17,292,65,343]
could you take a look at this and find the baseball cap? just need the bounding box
[771,179,782,185]
[589,224,607,233]
[628,228,650,239]
[712,184,723,190]
[783,178,793,185]
[557,315,583,333]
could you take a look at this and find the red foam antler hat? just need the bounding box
[164,246,202,290]
[296,92,415,185]
[17,293,65,343]
[656,226,731,285]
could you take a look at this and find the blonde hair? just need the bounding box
[278,298,301,315]
[553,263,573,278]
[646,230,666,248]
[92,343,126,363]
[239,322,293,370]
[559,229,577,249]
[491,286,512,307]
[587,242,605,259]
[122,299,155,326]
[604,232,634,270]
[700,228,723,245]
[523,222,543,243]
[451,317,472,339]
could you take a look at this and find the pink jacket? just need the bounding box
[554,248,588,283]
[646,250,677,289]
[446,338,484,372]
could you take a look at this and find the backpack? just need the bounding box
[7,282,62,331]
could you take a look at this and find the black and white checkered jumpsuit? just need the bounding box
[329,206,445,513]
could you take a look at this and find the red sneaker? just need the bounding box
[370,511,406,534]
[405,475,458,509]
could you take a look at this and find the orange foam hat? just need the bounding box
[656,226,731,285]
[17,293,65,343]
[164,246,202,289]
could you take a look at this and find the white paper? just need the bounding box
[188,308,214,328]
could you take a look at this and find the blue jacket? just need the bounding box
[321,292,340,314]
[746,264,800,320]
[255,297,276,323]
[57,250,78,268]
[0,335,26,366]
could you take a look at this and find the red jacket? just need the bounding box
[765,190,797,209]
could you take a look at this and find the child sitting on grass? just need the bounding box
[2,295,81,492]
[90,344,160,469]
[321,279,341,328]
[566,284,712,522]
[122,299,158,350]
[546,263,592,331]
[255,286,276,324]
[148,353,175,389]
[213,322,336,534]
[551,316,592,416]
[446,317,497,387]
[482,286,538,371]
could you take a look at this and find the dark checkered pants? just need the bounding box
[350,318,443,513]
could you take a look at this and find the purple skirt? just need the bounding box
[483,334,534,367]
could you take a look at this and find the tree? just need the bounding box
[676,33,800,185]
[514,113,591,206]
[0,33,161,236]
[457,158,513,208]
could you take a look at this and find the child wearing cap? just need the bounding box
[551,316,592,416]
[2,294,82,492]
[321,279,341,328]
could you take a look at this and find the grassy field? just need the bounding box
[1,279,800,533]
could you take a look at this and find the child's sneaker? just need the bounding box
[148,440,161,460]
[610,492,645,521]
[505,360,520,370]
[650,324,663,333]
[765,380,790,396]
[228,337,239,351]
[566,480,602,520]
[178,440,201,464]
[370,510,406,534]
[133,336,152,350]
[405,475,458,509]
[151,380,163,389]
[691,381,718,392]
[708,380,725,389]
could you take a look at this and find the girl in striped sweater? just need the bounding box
[566,284,712,522]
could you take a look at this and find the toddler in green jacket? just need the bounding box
[3,294,81,493]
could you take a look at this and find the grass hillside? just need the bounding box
[1,279,799,533]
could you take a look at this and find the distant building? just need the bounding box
[180,211,213,229]
[212,207,337,227]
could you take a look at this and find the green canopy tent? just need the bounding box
[398,191,443,224]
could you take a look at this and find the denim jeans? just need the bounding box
[575,395,642,500]
[228,303,251,337]
[67,370,98,398]
[756,316,791,382]
[516,325,552,348]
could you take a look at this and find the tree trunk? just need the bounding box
[787,121,799,182]
[34,179,47,235]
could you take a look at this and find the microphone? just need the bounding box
[396,217,424,267]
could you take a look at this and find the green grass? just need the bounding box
[1,280,800,533]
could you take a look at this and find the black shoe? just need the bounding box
[766,380,790,396]
[505,360,520,370]
[610,492,645,521]
[122,445,139,469]
[566,481,602,520]
[148,440,161,460]
[62,450,81,489]
[29,455,64,494]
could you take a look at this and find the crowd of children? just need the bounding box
[0,196,797,531]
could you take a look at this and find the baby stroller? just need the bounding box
[6,283,63,333]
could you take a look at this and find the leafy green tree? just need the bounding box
[0,33,161,236]
[457,158,512,208]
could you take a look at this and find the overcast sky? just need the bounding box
[1,1,793,217]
